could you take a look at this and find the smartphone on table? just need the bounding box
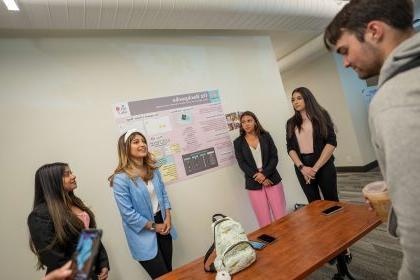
[71,229,102,280]
[249,240,267,250]
[257,234,276,244]
[321,205,343,216]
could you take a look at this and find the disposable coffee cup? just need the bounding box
[362,181,391,223]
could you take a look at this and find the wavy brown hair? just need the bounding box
[108,131,157,186]
[29,162,96,270]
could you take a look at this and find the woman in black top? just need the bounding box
[286,87,339,203]
[234,111,287,227]
[28,163,110,279]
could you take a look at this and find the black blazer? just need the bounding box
[285,115,337,162]
[233,132,282,190]
[27,203,110,275]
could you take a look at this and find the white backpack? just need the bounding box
[204,214,256,275]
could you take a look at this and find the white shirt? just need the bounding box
[249,143,263,169]
[146,180,160,214]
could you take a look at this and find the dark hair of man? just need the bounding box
[29,162,96,269]
[324,0,414,50]
[286,87,334,141]
[239,111,267,137]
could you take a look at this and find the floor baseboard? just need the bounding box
[336,160,378,173]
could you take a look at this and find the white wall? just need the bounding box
[333,54,376,164]
[281,52,366,166]
[0,32,306,280]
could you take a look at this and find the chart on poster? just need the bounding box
[113,90,235,184]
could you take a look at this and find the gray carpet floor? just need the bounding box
[306,168,403,280]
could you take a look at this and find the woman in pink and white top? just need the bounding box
[233,111,287,227]
[28,163,109,280]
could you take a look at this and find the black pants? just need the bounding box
[139,211,173,279]
[294,153,339,203]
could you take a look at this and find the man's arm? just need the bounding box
[374,105,420,280]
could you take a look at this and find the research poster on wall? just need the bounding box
[113,90,235,184]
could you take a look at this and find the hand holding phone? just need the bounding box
[71,229,102,280]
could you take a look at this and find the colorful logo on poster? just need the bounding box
[208,90,221,103]
[113,103,131,118]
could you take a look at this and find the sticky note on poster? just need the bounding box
[157,155,178,183]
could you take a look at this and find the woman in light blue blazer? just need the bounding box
[109,129,177,279]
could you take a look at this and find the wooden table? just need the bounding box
[159,200,382,280]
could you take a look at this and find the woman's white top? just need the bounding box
[249,143,263,169]
[146,180,160,214]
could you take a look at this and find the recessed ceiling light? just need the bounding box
[2,0,19,11]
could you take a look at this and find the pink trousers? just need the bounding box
[247,183,287,227]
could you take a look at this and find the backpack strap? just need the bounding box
[381,55,420,87]
[204,214,228,272]
[212,213,227,222]
[203,243,217,272]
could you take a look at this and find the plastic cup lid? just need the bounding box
[363,181,387,193]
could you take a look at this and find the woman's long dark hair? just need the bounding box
[286,87,335,140]
[239,111,268,137]
[29,162,96,270]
